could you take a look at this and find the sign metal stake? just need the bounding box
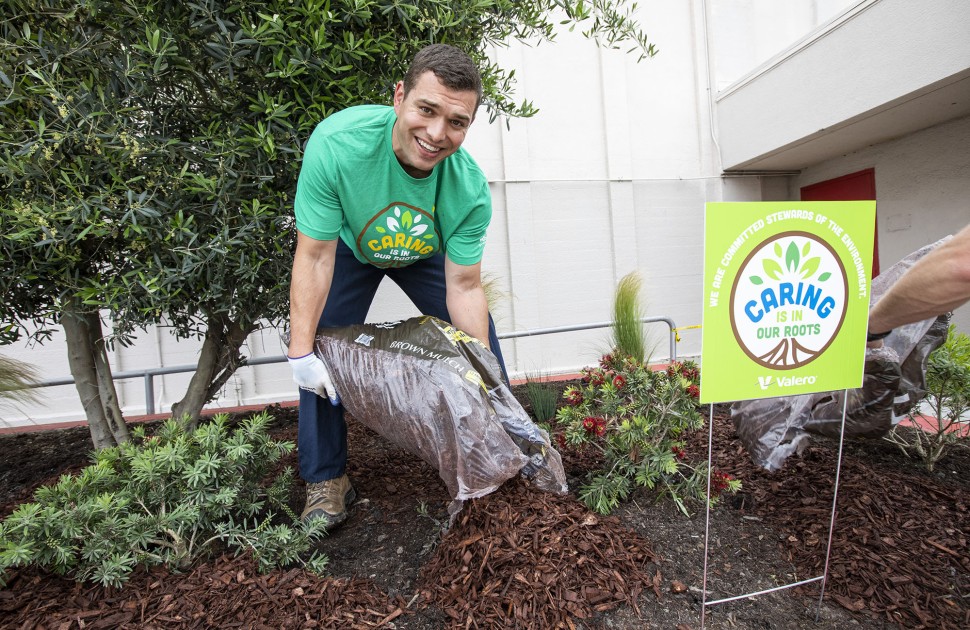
[700,392,849,628]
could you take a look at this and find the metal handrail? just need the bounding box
[497,316,678,360]
[31,316,678,415]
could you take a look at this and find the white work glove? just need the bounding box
[288,352,340,406]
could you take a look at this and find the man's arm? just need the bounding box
[868,223,970,336]
[288,232,338,357]
[444,255,490,349]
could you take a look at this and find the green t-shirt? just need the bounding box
[294,105,491,268]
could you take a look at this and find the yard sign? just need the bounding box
[700,201,876,404]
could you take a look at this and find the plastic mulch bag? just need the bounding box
[310,316,568,517]
[730,237,953,471]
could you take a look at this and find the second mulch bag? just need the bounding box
[311,316,568,516]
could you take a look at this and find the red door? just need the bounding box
[800,168,879,276]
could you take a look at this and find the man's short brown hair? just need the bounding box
[403,44,483,112]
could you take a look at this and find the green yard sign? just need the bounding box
[700,201,876,404]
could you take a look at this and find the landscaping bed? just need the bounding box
[0,391,967,629]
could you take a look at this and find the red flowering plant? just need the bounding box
[556,354,739,515]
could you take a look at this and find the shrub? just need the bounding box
[0,412,328,587]
[887,325,970,471]
[556,355,739,515]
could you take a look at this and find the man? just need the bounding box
[286,44,507,529]
[867,222,970,346]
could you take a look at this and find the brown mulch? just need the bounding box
[0,397,968,628]
[418,478,660,628]
[0,554,406,628]
[692,413,970,629]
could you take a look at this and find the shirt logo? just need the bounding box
[356,203,438,268]
[354,334,375,347]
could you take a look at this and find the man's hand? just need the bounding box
[868,223,970,334]
[444,256,490,349]
[288,353,340,405]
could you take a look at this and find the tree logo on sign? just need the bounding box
[730,232,848,369]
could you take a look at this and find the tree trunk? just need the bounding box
[61,304,129,448]
[89,311,130,445]
[171,313,256,426]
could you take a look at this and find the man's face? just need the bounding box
[392,71,477,178]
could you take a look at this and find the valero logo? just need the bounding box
[729,231,848,369]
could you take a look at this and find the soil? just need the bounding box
[0,385,968,629]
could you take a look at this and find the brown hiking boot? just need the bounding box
[302,474,356,529]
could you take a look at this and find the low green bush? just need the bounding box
[887,324,970,471]
[556,355,739,515]
[0,412,327,587]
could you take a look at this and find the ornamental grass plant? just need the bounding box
[0,412,328,587]
[0,354,39,415]
[611,272,647,362]
[524,371,560,424]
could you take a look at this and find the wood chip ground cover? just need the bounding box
[0,394,967,629]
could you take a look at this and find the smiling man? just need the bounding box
[286,44,507,529]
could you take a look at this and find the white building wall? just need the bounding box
[794,114,970,334]
[5,0,957,429]
[710,0,859,91]
[716,0,970,170]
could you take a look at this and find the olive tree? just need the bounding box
[0,0,655,447]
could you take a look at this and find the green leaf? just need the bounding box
[750,275,763,285]
[785,242,800,272]
[800,256,820,279]
[762,258,783,280]
[818,272,832,281]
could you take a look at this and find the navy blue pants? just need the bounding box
[298,240,508,483]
